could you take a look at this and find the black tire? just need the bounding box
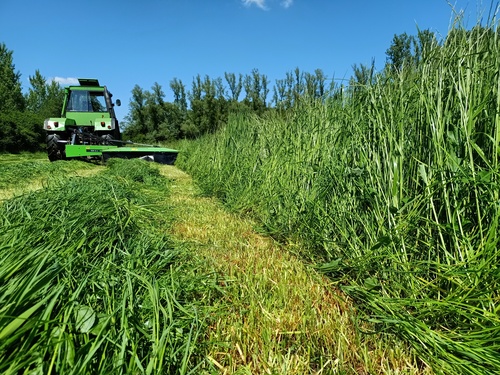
[47,134,65,161]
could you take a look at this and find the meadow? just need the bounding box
[176,22,500,375]
[2,156,434,374]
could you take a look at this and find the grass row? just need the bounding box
[175,20,500,375]
[164,166,429,374]
[0,159,216,374]
[0,157,100,203]
[1,155,429,374]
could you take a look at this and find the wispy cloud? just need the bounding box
[242,0,268,10]
[242,0,293,10]
[51,77,79,85]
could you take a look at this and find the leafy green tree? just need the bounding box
[0,43,24,112]
[314,69,327,98]
[243,68,268,113]
[385,32,416,72]
[415,29,439,63]
[0,111,44,152]
[351,60,375,86]
[273,73,294,109]
[169,78,188,112]
[157,102,184,141]
[25,70,64,118]
[293,67,304,103]
[304,69,328,99]
[144,82,165,135]
[186,75,229,136]
[25,70,46,112]
[122,85,147,141]
[225,72,243,102]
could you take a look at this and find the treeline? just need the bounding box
[0,43,64,152]
[0,25,475,151]
[122,68,329,142]
[122,27,447,143]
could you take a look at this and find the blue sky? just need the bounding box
[0,0,484,120]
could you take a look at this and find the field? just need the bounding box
[0,155,432,374]
[2,19,499,375]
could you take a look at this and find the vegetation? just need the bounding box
[0,159,217,374]
[0,156,428,374]
[122,68,329,142]
[176,20,500,375]
[0,159,93,190]
[166,166,428,374]
[1,5,499,375]
[0,43,64,153]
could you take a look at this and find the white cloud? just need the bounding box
[242,0,268,10]
[51,77,79,85]
[242,0,293,10]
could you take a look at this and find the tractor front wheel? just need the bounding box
[47,134,65,161]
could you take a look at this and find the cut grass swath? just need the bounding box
[0,159,214,374]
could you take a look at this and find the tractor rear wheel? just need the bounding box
[47,134,65,161]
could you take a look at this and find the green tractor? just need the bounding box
[44,78,178,164]
[44,78,121,161]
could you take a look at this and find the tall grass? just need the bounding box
[176,20,500,374]
[0,160,214,374]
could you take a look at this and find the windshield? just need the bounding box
[67,90,107,112]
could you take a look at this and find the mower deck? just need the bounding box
[65,145,179,165]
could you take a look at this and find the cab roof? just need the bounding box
[78,78,100,86]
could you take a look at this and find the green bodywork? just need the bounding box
[45,78,178,164]
[64,145,118,158]
[44,78,118,134]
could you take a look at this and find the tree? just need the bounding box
[314,69,327,98]
[122,85,147,141]
[243,68,268,113]
[225,72,243,102]
[351,60,375,86]
[0,43,24,112]
[385,33,416,72]
[350,60,376,104]
[170,78,187,112]
[144,82,165,135]
[25,70,64,118]
[273,73,294,109]
[157,102,183,141]
[0,111,44,152]
[415,29,439,63]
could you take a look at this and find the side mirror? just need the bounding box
[115,99,121,107]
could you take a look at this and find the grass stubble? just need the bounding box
[162,165,429,375]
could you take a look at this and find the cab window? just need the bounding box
[67,91,107,112]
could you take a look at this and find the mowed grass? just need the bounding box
[160,165,429,374]
[0,154,103,200]
[0,154,432,374]
[0,158,218,374]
